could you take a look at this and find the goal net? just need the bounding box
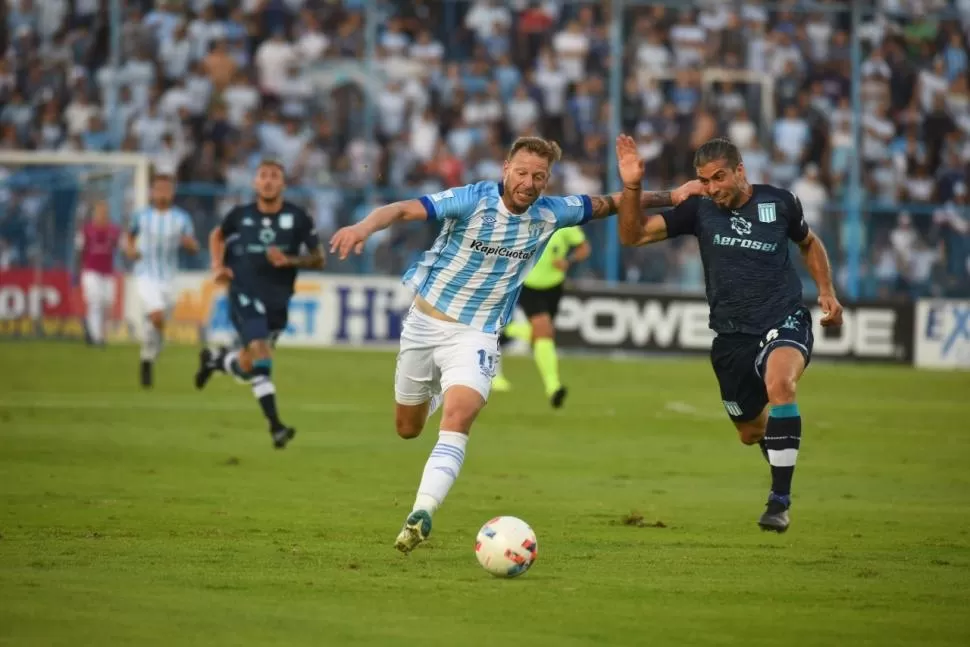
[0,151,150,341]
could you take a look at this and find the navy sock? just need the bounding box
[764,403,801,501]
[758,437,769,464]
[251,358,281,428]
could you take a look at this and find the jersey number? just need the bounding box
[477,349,496,377]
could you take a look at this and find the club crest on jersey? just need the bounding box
[758,202,777,223]
[279,213,294,229]
[528,221,545,237]
[730,216,752,237]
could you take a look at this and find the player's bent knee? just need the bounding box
[440,386,485,434]
[148,311,165,328]
[395,403,426,439]
[765,374,797,405]
[530,315,554,340]
[249,340,272,360]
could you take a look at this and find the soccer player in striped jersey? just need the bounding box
[329,136,702,553]
[125,174,200,388]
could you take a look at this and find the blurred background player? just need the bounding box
[616,135,843,533]
[492,225,590,407]
[125,174,199,388]
[195,160,324,449]
[76,200,120,347]
[330,136,701,554]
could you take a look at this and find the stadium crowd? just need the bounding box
[0,0,969,298]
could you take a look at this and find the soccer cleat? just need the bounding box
[271,425,296,449]
[140,360,153,389]
[194,348,216,390]
[758,494,791,533]
[394,509,432,554]
[491,374,512,392]
[550,386,567,409]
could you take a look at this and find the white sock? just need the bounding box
[425,392,443,423]
[86,303,103,342]
[223,350,240,373]
[140,325,161,361]
[412,430,468,515]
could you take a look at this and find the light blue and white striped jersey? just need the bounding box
[403,181,592,333]
[130,206,195,282]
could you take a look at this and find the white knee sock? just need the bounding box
[86,302,103,343]
[412,430,468,515]
[140,324,162,361]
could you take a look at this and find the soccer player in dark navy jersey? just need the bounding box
[615,135,844,533]
[194,160,325,448]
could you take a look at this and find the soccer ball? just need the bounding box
[474,516,538,578]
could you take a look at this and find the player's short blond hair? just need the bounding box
[506,137,562,165]
[257,158,286,173]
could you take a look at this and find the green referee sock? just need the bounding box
[504,321,532,342]
[533,338,562,397]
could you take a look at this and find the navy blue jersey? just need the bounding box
[661,185,809,335]
[220,202,319,309]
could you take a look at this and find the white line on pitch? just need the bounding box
[0,396,372,414]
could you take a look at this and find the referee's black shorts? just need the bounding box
[517,283,564,319]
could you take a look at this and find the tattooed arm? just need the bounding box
[588,190,682,220]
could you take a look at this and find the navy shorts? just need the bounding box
[709,307,814,422]
[228,289,288,346]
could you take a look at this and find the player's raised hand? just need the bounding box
[615,134,644,189]
[266,246,290,268]
[329,225,367,260]
[818,294,844,327]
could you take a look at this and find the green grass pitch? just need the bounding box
[1,342,969,646]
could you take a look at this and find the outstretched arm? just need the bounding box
[355,200,429,237]
[588,190,680,220]
[330,199,428,259]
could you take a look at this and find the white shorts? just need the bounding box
[81,270,115,307]
[394,307,500,405]
[136,276,174,316]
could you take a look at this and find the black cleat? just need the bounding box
[195,348,216,390]
[550,386,567,409]
[140,360,153,389]
[758,496,791,533]
[271,426,296,449]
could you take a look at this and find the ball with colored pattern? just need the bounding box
[474,516,538,578]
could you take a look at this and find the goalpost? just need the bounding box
[0,150,152,340]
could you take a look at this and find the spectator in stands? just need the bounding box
[0,0,966,298]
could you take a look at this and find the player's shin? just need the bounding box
[764,403,802,504]
[215,348,252,381]
[250,358,283,428]
[140,320,162,362]
[412,430,468,515]
[85,299,103,344]
[533,338,562,397]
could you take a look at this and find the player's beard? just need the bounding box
[258,190,281,205]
